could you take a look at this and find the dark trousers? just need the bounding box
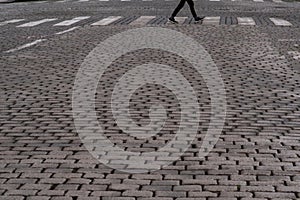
[171,0,198,18]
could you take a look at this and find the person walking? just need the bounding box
[169,0,204,24]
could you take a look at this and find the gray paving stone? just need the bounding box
[1,197,25,200]
[122,190,153,197]
[27,197,51,200]
[1,14,300,200]
[156,191,186,197]
[255,192,297,198]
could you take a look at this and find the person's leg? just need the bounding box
[186,0,198,18]
[171,0,186,17]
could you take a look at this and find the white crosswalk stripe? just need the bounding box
[176,17,188,24]
[202,17,220,25]
[91,16,122,26]
[269,18,292,26]
[89,0,272,1]
[17,18,57,27]
[130,16,156,26]
[52,0,286,1]
[1,16,294,28]
[0,19,25,26]
[34,1,47,3]
[5,39,46,53]
[53,16,90,26]
[237,17,256,25]
[55,26,79,35]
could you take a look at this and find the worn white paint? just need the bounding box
[5,39,46,53]
[237,17,256,25]
[130,16,156,25]
[270,18,292,26]
[17,18,57,27]
[53,16,90,26]
[91,16,122,26]
[55,27,79,35]
[0,19,25,26]
[176,17,188,24]
[202,17,220,25]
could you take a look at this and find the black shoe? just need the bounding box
[194,16,205,22]
[169,17,179,24]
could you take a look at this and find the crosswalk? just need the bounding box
[237,17,256,25]
[2,16,298,55]
[77,0,286,2]
[55,0,286,2]
[0,16,295,28]
[53,16,90,26]
[17,18,57,27]
[0,19,25,26]
[202,17,220,25]
[13,0,288,3]
[91,16,122,25]
[269,17,293,26]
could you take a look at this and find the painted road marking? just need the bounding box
[34,1,47,3]
[53,16,90,26]
[57,0,70,2]
[130,16,156,25]
[237,17,256,25]
[103,0,274,1]
[5,39,46,53]
[4,16,295,28]
[91,16,122,26]
[55,26,79,35]
[176,17,188,24]
[269,18,292,26]
[202,16,220,25]
[17,18,57,27]
[0,19,25,26]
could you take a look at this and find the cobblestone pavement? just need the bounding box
[0,22,300,199]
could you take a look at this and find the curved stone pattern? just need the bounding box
[1,24,300,199]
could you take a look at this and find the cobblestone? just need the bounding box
[1,20,300,200]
